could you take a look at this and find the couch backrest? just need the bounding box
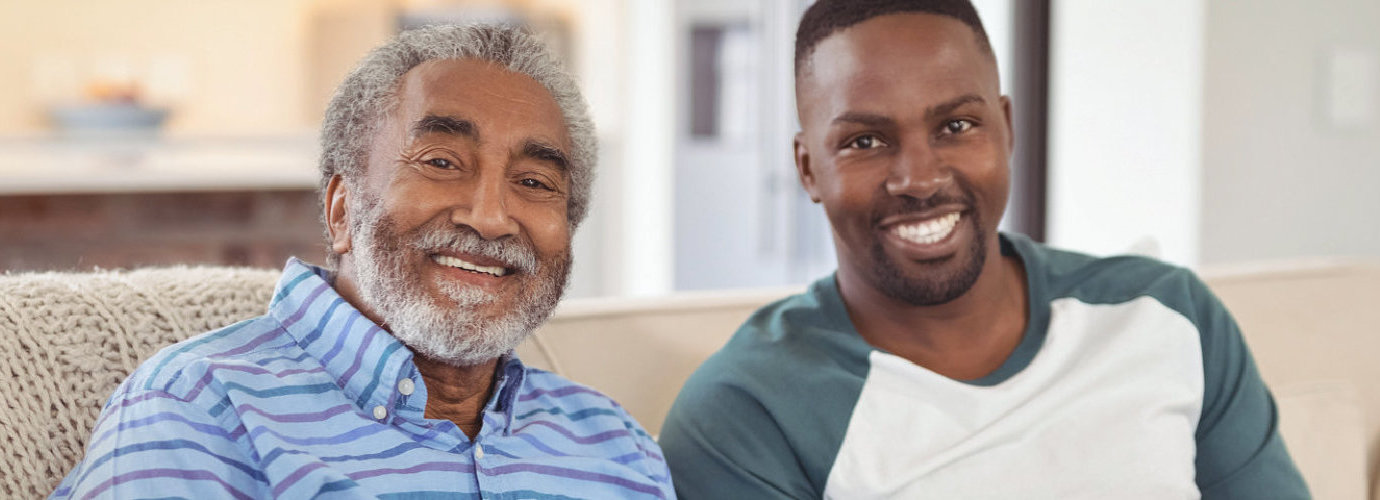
[1202,259,1380,500]
[518,287,800,436]
[0,266,281,499]
[533,260,1380,500]
[3,260,1377,499]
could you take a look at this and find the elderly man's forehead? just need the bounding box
[391,58,573,148]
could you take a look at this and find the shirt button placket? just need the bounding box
[473,441,488,497]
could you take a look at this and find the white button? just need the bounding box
[372,405,388,420]
[474,444,485,460]
[397,378,415,396]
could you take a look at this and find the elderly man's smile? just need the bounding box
[431,253,512,278]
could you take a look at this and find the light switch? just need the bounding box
[1325,47,1377,129]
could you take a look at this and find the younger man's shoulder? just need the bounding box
[1011,234,1205,300]
[1007,233,1223,327]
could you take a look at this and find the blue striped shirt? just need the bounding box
[53,258,674,499]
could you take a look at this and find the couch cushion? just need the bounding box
[1203,259,1380,499]
[1274,380,1367,500]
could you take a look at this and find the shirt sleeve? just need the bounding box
[624,408,679,499]
[51,388,268,499]
[1190,274,1312,499]
[659,377,817,500]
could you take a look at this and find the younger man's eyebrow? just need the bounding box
[411,115,478,140]
[830,94,988,129]
[925,94,985,122]
[831,111,895,129]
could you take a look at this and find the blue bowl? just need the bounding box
[50,104,169,132]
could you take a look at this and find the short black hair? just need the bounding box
[794,0,991,76]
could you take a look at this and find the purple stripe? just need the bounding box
[271,461,330,497]
[609,451,651,465]
[346,461,477,480]
[510,420,631,445]
[641,447,666,464]
[478,463,663,497]
[94,390,180,431]
[79,468,255,500]
[248,422,390,446]
[211,327,286,358]
[518,385,603,402]
[228,422,248,442]
[512,432,572,457]
[318,312,361,365]
[89,411,235,451]
[409,423,446,443]
[235,403,356,423]
[280,281,331,329]
[185,363,327,402]
[336,325,382,387]
[318,442,424,463]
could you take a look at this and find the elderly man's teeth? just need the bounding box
[894,212,961,245]
[432,255,509,277]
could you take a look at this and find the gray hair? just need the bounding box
[319,23,596,260]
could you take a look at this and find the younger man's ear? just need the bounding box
[793,132,821,203]
[1001,95,1015,150]
[324,175,352,255]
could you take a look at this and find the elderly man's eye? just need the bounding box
[425,158,455,169]
[519,178,553,191]
[846,134,887,150]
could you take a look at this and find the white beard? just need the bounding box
[347,193,569,367]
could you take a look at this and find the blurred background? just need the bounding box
[0,0,1377,299]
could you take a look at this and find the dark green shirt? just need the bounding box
[662,233,1309,499]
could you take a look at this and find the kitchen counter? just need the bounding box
[0,134,320,195]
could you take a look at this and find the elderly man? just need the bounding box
[660,0,1309,498]
[54,25,672,499]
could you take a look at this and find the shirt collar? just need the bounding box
[486,353,527,435]
[268,258,416,419]
[267,257,530,434]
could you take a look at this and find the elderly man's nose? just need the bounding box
[451,178,520,240]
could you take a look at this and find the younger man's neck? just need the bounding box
[839,251,1029,381]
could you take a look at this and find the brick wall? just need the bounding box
[0,191,326,272]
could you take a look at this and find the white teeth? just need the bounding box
[893,212,961,245]
[431,255,509,277]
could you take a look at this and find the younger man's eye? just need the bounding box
[847,134,887,150]
[943,120,974,134]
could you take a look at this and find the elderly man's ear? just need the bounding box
[325,175,352,255]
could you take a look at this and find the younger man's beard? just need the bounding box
[348,194,570,367]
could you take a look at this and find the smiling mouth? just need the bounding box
[890,211,961,245]
[431,254,511,277]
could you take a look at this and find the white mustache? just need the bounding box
[410,228,539,274]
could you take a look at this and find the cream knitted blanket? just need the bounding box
[0,266,280,499]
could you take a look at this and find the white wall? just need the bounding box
[617,0,676,296]
[1046,0,1205,266]
[1200,0,1380,265]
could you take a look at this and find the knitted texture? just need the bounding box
[0,266,280,499]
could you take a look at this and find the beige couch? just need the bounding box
[1,259,1376,498]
